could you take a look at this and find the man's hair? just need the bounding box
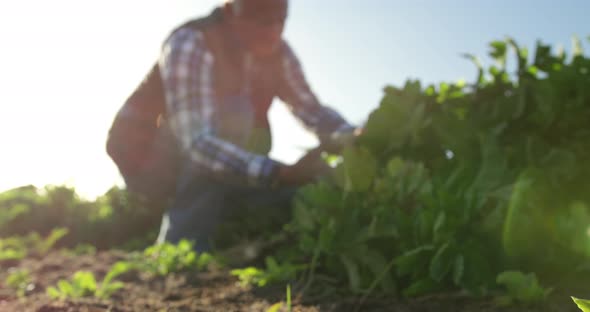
[223,0,287,18]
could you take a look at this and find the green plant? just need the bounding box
[46,261,131,300]
[231,257,306,287]
[0,203,29,228]
[495,271,552,305]
[5,268,33,297]
[95,261,131,299]
[287,284,292,312]
[283,35,590,299]
[34,227,69,255]
[46,271,98,300]
[572,297,590,312]
[0,237,27,261]
[0,184,164,251]
[265,284,293,312]
[128,240,214,276]
[0,228,69,262]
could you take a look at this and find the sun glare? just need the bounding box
[0,0,315,200]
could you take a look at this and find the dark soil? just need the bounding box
[0,251,584,312]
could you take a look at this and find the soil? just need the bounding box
[0,251,584,312]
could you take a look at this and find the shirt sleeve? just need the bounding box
[277,42,355,145]
[159,27,281,187]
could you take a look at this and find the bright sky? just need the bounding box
[0,1,588,200]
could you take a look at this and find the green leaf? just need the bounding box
[46,286,62,300]
[403,278,441,297]
[496,271,552,304]
[461,53,485,85]
[489,40,508,68]
[266,303,284,312]
[452,255,464,285]
[230,267,265,287]
[57,280,75,297]
[395,245,435,277]
[506,37,529,75]
[360,250,396,291]
[340,255,362,292]
[265,257,280,273]
[386,157,404,177]
[318,227,335,251]
[572,36,584,57]
[103,261,132,286]
[572,297,590,312]
[341,147,378,192]
[433,212,446,243]
[97,281,125,299]
[71,271,97,297]
[429,242,455,282]
[38,227,68,254]
[286,284,292,312]
[197,252,214,270]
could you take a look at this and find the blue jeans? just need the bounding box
[155,164,296,252]
[155,95,294,252]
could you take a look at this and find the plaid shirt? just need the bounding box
[159,26,354,187]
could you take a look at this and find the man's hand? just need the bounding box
[277,147,331,186]
[276,127,364,186]
[323,126,364,154]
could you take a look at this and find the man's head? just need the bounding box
[222,0,289,57]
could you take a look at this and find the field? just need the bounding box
[0,250,584,311]
[2,37,590,311]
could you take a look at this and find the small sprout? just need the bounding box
[46,263,131,300]
[136,240,214,276]
[231,257,306,288]
[5,268,34,297]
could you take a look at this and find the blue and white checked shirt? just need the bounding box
[159,26,354,187]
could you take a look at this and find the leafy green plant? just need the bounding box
[33,227,69,255]
[0,228,69,262]
[95,261,131,299]
[0,184,164,251]
[0,237,27,261]
[5,268,33,298]
[231,257,306,287]
[283,35,590,299]
[0,203,29,228]
[46,271,98,300]
[572,297,590,312]
[495,271,552,305]
[46,261,131,300]
[128,240,214,276]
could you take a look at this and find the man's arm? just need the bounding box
[277,42,356,148]
[159,27,281,187]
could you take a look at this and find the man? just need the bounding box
[113,0,361,252]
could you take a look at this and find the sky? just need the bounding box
[0,0,588,200]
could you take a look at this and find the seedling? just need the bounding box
[46,261,131,300]
[265,284,293,312]
[131,240,213,276]
[0,228,68,262]
[5,268,33,297]
[231,257,306,287]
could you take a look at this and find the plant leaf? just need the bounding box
[572,297,590,312]
[340,255,362,292]
[429,242,455,282]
